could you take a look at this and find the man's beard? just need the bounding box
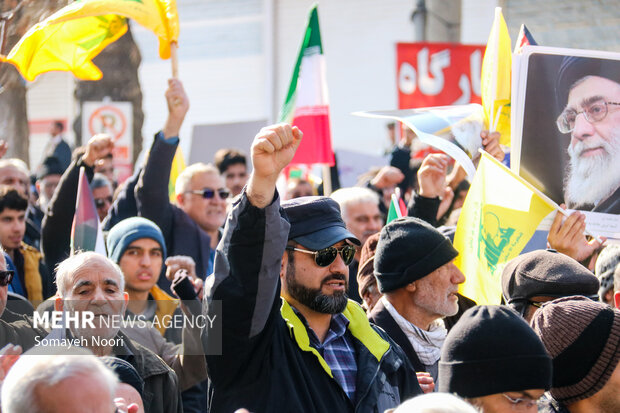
[564,130,620,208]
[285,261,349,314]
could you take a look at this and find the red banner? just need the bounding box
[397,42,485,109]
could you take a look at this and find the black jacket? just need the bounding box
[135,133,211,293]
[203,193,421,413]
[41,157,95,276]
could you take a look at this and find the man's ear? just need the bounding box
[175,192,185,207]
[405,281,417,293]
[54,296,63,311]
[280,252,288,280]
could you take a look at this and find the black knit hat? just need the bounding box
[438,305,552,398]
[374,217,458,293]
[531,296,620,404]
[501,249,599,315]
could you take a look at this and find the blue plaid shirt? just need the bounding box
[293,308,358,401]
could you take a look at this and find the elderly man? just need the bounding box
[331,187,383,302]
[202,124,421,412]
[438,306,552,413]
[368,217,465,384]
[532,296,620,413]
[1,347,121,413]
[136,79,226,292]
[49,251,181,413]
[501,249,600,321]
[555,57,620,213]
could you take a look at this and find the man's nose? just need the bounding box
[451,264,466,284]
[572,112,595,140]
[140,254,151,266]
[91,287,107,302]
[329,252,349,274]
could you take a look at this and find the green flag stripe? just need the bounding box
[278,3,323,122]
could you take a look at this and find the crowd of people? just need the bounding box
[0,72,616,413]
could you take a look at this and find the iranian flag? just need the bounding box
[279,4,334,166]
[71,167,106,255]
[386,193,407,224]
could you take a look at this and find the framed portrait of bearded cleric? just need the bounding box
[512,46,620,241]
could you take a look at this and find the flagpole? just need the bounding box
[171,41,178,78]
[478,150,603,243]
[322,165,332,196]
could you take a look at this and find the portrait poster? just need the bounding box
[513,46,620,240]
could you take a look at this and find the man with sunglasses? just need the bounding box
[555,57,620,213]
[0,251,46,349]
[91,173,114,222]
[202,123,421,413]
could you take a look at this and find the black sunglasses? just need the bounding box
[94,196,113,209]
[188,188,230,199]
[0,270,13,287]
[286,245,356,267]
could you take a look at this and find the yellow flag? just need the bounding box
[1,14,128,81]
[453,153,555,304]
[481,7,512,146]
[47,0,179,59]
[169,146,186,202]
[1,0,179,81]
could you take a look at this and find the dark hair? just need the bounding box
[214,149,247,174]
[53,121,64,132]
[0,188,27,214]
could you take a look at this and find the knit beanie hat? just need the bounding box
[357,232,380,297]
[374,217,458,293]
[106,217,167,263]
[438,305,552,398]
[595,244,620,301]
[530,296,620,404]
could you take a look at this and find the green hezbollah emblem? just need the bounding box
[478,211,515,272]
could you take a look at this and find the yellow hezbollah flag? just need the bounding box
[453,152,555,304]
[2,14,128,81]
[47,0,179,60]
[1,0,179,81]
[481,7,511,146]
[168,146,186,202]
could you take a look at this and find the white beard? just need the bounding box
[564,130,620,208]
